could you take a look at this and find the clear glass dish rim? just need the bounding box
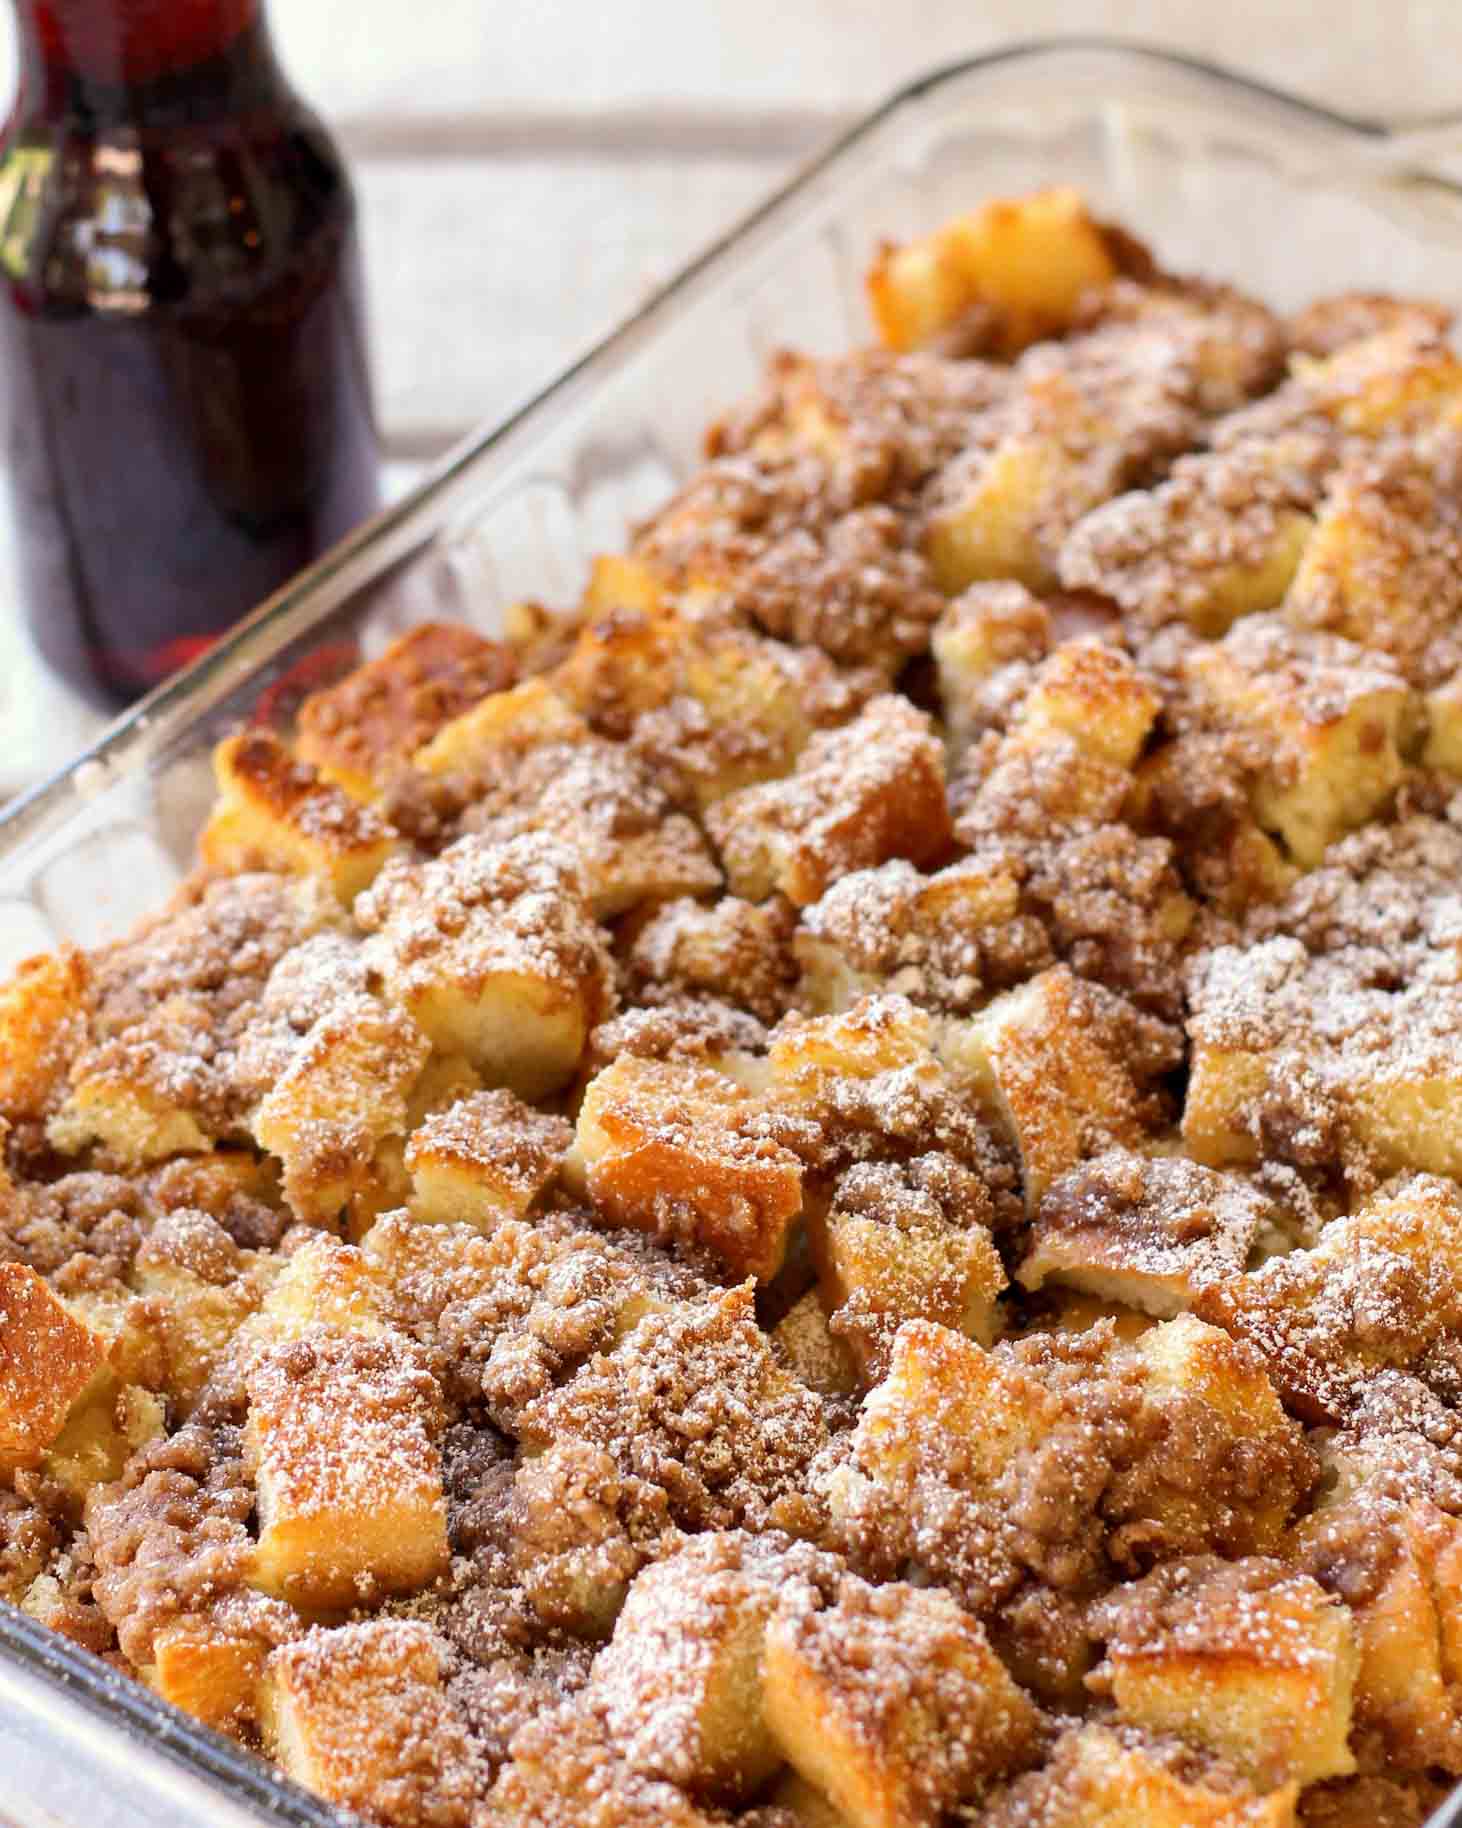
[2,34,1461,1828]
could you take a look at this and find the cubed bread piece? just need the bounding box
[589,1533,835,1800]
[867,187,1120,355]
[406,1087,571,1229]
[1020,1148,1268,1318]
[1132,1314,1308,1554]
[924,327,1198,594]
[812,1154,1003,1380]
[831,1320,1058,1511]
[295,622,517,800]
[1285,325,1462,437]
[762,1576,1039,1828]
[1093,1557,1356,1786]
[574,1055,803,1281]
[1194,1177,1462,1423]
[131,1210,268,1411]
[46,1070,216,1168]
[0,1263,106,1473]
[262,1621,473,1826]
[706,695,951,907]
[554,605,686,733]
[947,966,1143,1209]
[981,1722,1300,1828]
[245,1327,448,1608]
[0,946,90,1125]
[1282,443,1462,691]
[1058,437,1326,636]
[931,580,1052,753]
[42,1378,165,1510]
[462,733,722,919]
[1181,615,1412,868]
[1295,1497,1462,1774]
[358,832,613,1099]
[255,1232,386,1342]
[771,1290,860,1398]
[1424,671,1462,774]
[149,1617,269,1735]
[796,856,1021,1019]
[647,620,885,805]
[763,993,994,1179]
[251,994,430,1226]
[199,731,395,904]
[581,552,667,618]
[411,674,590,777]
[1017,638,1161,770]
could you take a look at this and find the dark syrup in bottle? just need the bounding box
[0,0,380,706]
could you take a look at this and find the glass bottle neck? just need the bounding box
[12,0,288,127]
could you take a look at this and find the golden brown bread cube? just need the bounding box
[252,1232,386,1342]
[828,1320,1059,1534]
[0,946,90,1127]
[1181,615,1412,868]
[1017,637,1161,770]
[924,323,1200,595]
[358,832,613,1099]
[262,1621,474,1826]
[811,1153,1003,1380]
[947,965,1143,1209]
[1093,1557,1357,1787]
[131,1210,270,1411]
[1281,443,1462,691]
[1131,1313,1308,1556]
[1019,1148,1269,1319]
[1294,1495,1462,1774]
[866,186,1120,356]
[930,579,1052,753]
[1058,436,1325,637]
[574,1054,804,1282]
[41,1376,165,1511]
[706,695,951,908]
[796,855,1022,1019]
[762,1576,1039,1828]
[980,1723,1300,1828]
[149,1617,270,1736]
[1284,325,1462,437]
[461,732,723,920]
[199,731,396,905]
[405,1086,571,1229]
[1194,1177,1462,1423]
[251,994,430,1227]
[245,1326,448,1609]
[295,622,517,801]
[0,1262,106,1474]
[588,1533,831,1801]
[411,673,591,778]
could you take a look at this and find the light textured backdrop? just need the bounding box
[6,0,1462,778]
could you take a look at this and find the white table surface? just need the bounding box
[6,0,1462,785]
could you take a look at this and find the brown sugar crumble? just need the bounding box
[10,187,1462,1828]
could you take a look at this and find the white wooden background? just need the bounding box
[7,0,1462,784]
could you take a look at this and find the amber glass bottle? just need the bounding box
[0,0,380,705]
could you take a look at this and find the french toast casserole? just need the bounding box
[7,185,1462,1827]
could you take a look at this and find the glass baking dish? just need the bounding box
[3,36,1462,1828]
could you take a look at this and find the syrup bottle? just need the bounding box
[0,0,380,706]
